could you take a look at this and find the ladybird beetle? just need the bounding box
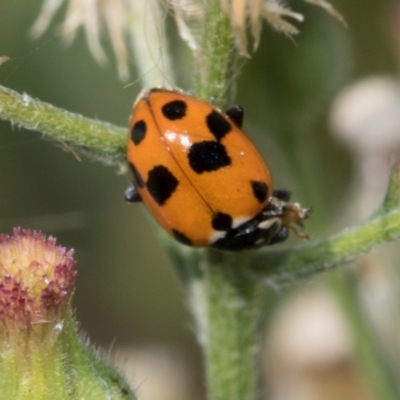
[126,88,309,251]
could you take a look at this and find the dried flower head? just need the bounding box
[168,0,346,57]
[0,228,76,332]
[31,0,344,83]
[31,0,171,84]
[31,0,130,80]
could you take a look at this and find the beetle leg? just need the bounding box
[272,189,291,202]
[125,185,142,203]
[226,105,244,128]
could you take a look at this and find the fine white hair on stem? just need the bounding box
[126,0,174,88]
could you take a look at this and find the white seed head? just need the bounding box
[330,76,400,154]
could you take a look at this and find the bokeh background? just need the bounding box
[1,1,399,399]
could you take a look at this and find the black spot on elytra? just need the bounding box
[172,229,193,246]
[129,162,145,188]
[206,110,232,141]
[212,212,233,231]
[251,181,268,203]
[131,120,146,145]
[147,165,179,205]
[188,141,231,174]
[225,106,244,128]
[162,100,187,120]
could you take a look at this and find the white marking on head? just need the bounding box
[232,216,252,229]
[258,217,281,230]
[209,230,227,243]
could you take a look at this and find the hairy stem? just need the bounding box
[0,85,126,164]
[250,207,400,283]
[203,251,258,400]
[187,2,259,400]
[194,0,232,106]
[330,273,400,400]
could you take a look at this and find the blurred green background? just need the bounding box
[0,1,398,399]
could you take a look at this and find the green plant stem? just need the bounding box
[327,169,400,400]
[194,0,233,106]
[329,273,400,400]
[189,3,261,400]
[203,251,258,400]
[0,306,134,400]
[0,85,126,164]
[61,309,133,398]
[250,207,400,283]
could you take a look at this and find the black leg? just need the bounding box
[125,185,142,202]
[269,226,289,244]
[272,189,291,202]
[226,105,244,128]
